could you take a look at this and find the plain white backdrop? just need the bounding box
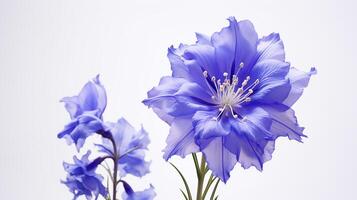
[0,0,356,199]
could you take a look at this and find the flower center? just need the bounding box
[202,63,259,120]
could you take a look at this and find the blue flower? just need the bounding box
[96,118,151,177]
[120,181,156,200]
[61,151,107,200]
[143,17,316,182]
[58,75,107,150]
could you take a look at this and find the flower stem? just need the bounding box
[113,157,118,200]
[109,137,118,200]
[193,153,208,200]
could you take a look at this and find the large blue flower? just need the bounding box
[143,17,316,182]
[62,151,107,200]
[58,75,107,150]
[96,118,151,177]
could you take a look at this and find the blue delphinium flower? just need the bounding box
[58,75,107,151]
[96,118,151,178]
[143,16,316,183]
[62,151,107,200]
[59,75,155,200]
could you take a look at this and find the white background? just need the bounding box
[0,0,356,199]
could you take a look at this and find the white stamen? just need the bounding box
[201,71,259,120]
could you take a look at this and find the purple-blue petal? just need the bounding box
[97,118,151,177]
[256,33,285,62]
[212,17,258,77]
[58,75,107,150]
[122,185,156,200]
[163,116,199,160]
[61,152,107,199]
[192,110,230,139]
[283,67,317,106]
[201,137,237,183]
[261,103,306,141]
[249,59,291,104]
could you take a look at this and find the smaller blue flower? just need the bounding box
[96,118,151,177]
[61,151,107,200]
[58,75,107,151]
[120,180,156,200]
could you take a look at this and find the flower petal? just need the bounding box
[221,106,275,171]
[143,77,187,121]
[249,59,291,104]
[168,44,217,92]
[144,77,211,119]
[212,17,258,77]
[58,115,104,151]
[174,81,214,104]
[61,75,107,119]
[283,67,316,106]
[62,152,107,200]
[201,137,237,183]
[261,103,306,142]
[224,133,275,171]
[60,96,81,120]
[183,44,220,77]
[163,116,199,160]
[100,118,152,177]
[168,45,191,79]
[233,106,273,141]
[192,110,230,139]
[118,151,151,177]
[122,184,156,200]
[195,32,211,45]
[256,33,285,62]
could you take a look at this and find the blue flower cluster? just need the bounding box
[57,16,315,200]
[58,75,155,200]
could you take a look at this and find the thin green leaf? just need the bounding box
[214,195,218,200]
[210,178,220,200]
[169,162,193,200]
[180,189,189,200]
[202,174,216,199]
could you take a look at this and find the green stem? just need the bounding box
[194,153,208,200]
[109,137,118,200]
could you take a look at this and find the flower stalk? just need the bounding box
[195,154,206,200]
[110,136,118,200]
[172,153,220,200]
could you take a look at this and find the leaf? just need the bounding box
[180,189,189,200]
[169,162,193,200]
[202,174,216,199]
[210,178,220,200]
